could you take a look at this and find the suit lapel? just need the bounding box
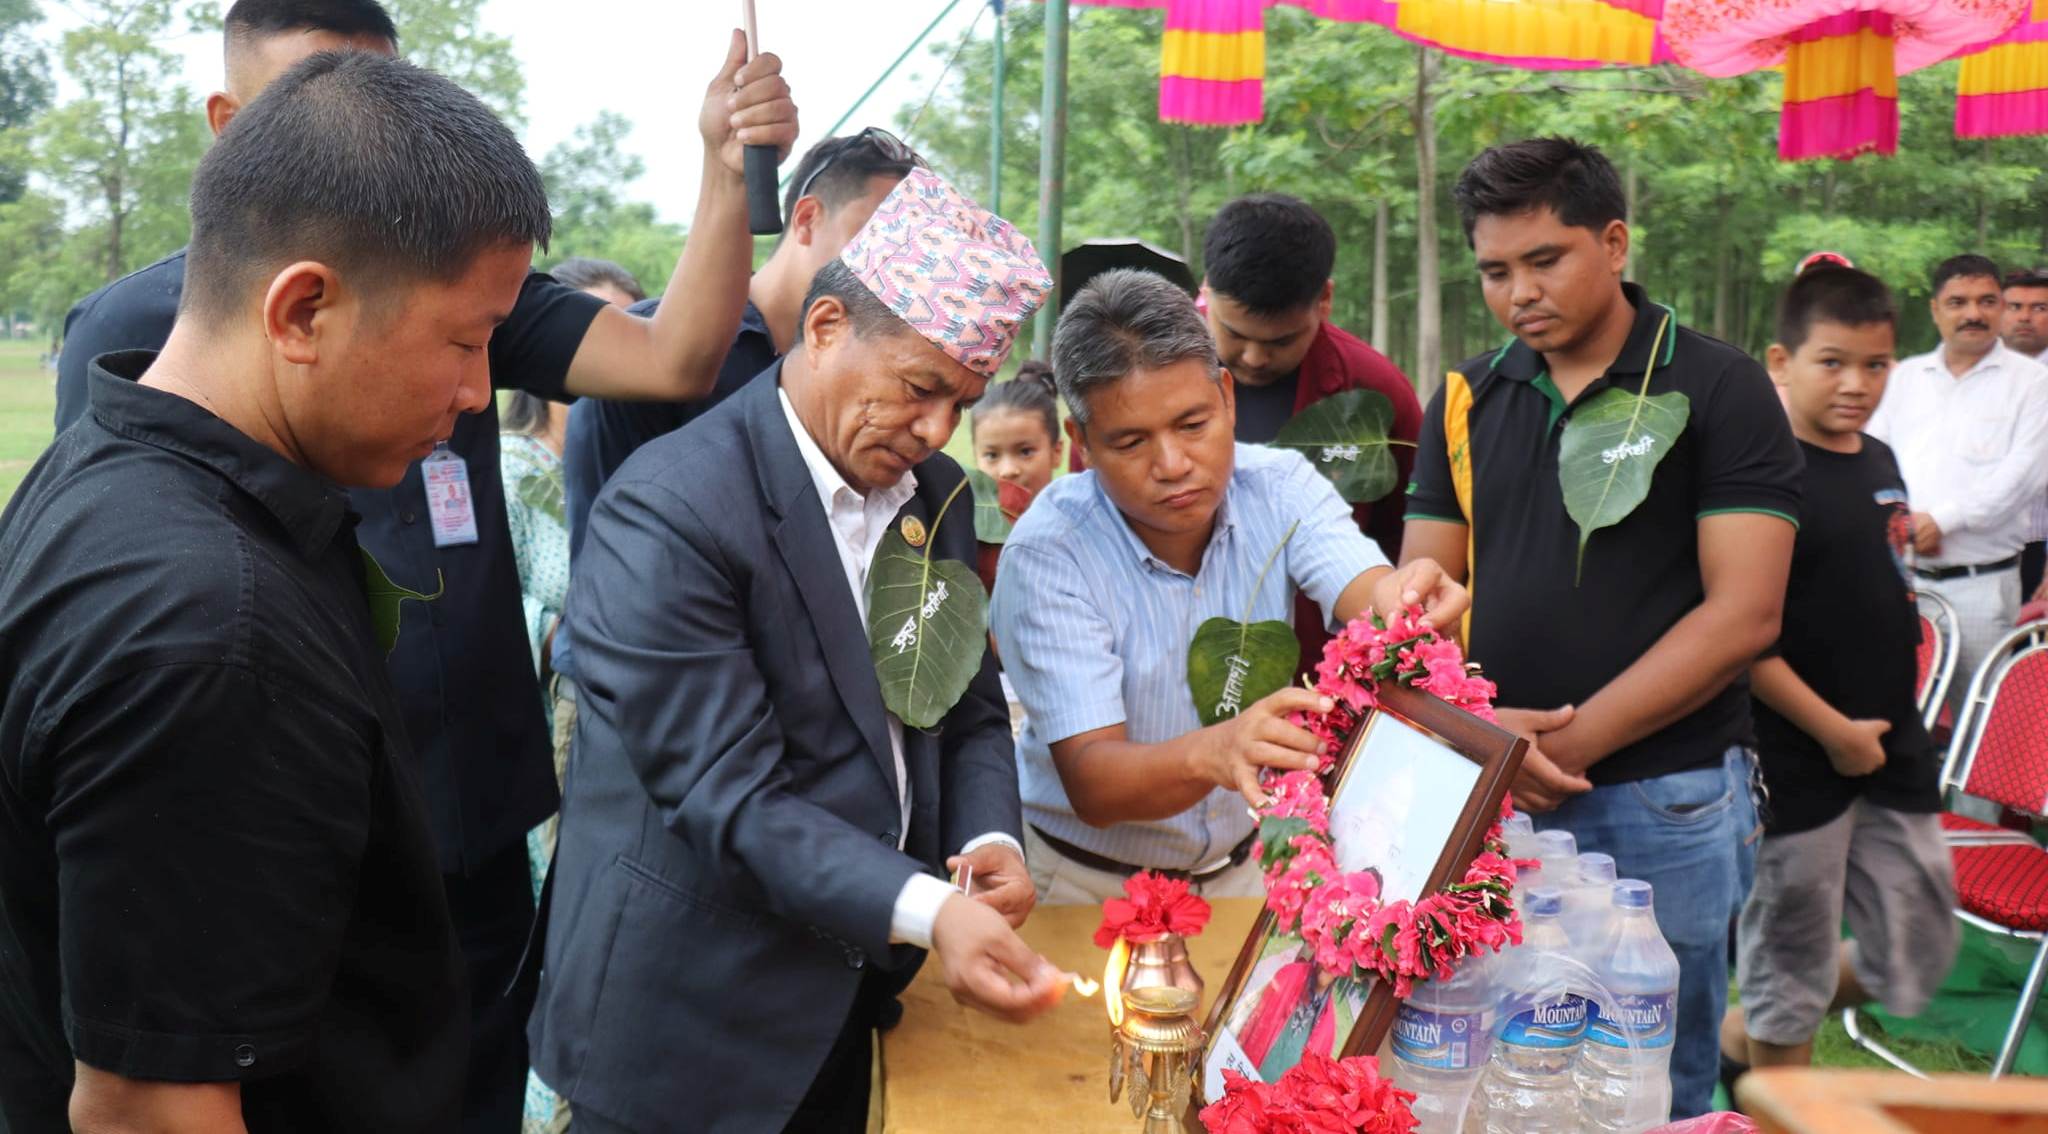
[748,374,900,799]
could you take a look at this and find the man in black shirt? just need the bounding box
[1725,265,1956,1077]
[0,53,546,1133]
[47,4,798,1128]
[1403,138,1802,1119]
[560,129,915,556]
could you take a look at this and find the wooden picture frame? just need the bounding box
[1197,682,1529,1104]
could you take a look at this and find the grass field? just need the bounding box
[0,339,55,507]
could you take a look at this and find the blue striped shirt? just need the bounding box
[989,443,1387,870]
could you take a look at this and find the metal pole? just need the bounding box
[784,0,965,187]
[989,0,1005,216]
[1033,0,1069,359]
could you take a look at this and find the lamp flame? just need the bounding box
[1103,936,1130,1029]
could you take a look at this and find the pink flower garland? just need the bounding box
[1255,607,1523,999]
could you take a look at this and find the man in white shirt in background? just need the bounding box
[1869,255,2048,706]
[1999,267,2048,601]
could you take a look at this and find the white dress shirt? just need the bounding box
[2026,345,2048,545]
[1867,340,2048,567]
[777,386,1018,951]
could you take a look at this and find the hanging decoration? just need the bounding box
[1056,0,2044,153]
[1957,0,2048,137]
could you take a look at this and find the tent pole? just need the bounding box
[990,0,1005,216]
[1034,0,1069,359]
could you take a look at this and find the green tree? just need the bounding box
[384,0,524,127]
[25,0,204,292]
[539,110,683,292]
[0,0,52,202]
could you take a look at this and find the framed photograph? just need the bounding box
[1198,682,1528,1104]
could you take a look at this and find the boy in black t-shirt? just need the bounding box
[1724,265,1958,1078]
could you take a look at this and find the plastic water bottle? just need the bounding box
[1502,811,1538,860]
[1482,888,1589,1134]
[1533,829,1578,879]
[1577,880,1680,1133]
[1392,952,1497,1134]
[1562,852,1618,953]
[1514,828,1576,905]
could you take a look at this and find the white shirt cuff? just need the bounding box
[889,872,958,952]
[959,831,1025,860]
[887,832,1026,950]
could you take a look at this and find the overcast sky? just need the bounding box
[36,0,998,225]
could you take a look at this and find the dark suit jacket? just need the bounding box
[528,365,1021,1132]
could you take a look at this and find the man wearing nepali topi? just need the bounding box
[529,169,1064,1134]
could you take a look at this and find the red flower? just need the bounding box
[1198,1056,1418,1134]
[1095,870,1212,948]
[1198,1071,1275,1134]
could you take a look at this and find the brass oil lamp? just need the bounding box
[1105,935,1205,1133]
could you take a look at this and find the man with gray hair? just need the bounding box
[988,269,1466,903]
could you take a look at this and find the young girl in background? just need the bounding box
[970,362,1063,735]
[972,360,1062,505]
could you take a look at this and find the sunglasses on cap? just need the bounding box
[792,127,926,205]
[1795,251,1854,275]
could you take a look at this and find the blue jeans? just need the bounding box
[1532,746,1759,1121]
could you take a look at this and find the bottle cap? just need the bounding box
[1613,879,1653,909]
[1576,852,1617,883]
[1525,887,1564,917]
[1535,829,1578,860]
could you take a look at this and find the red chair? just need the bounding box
[1846,622,2048,1077]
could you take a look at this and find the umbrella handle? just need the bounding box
[741,1,781,236]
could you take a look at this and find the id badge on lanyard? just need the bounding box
[422,442,480,548]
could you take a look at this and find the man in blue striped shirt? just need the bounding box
[989,270,1466,902]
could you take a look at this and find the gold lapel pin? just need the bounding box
[900,515,927,548]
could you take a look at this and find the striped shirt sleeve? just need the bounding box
[989,538,1128,744]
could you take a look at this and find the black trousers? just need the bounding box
[445,842,538,1134]
[569,971,891,1134]
[2024,541,2045,601]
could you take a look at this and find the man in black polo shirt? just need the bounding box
[46,4,798,1128]
[0,53,545,1133]
[1403,137,1801,1120]
[561,128,915,556]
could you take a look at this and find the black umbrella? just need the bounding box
[1058,238,1197,311]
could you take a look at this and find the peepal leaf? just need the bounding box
[965,468,1034,545]
[1189,617,1299,727]
[516,468,566,526]
[1186,520,1300,727]
[865,527,989,730]
[1270,389,1408,503]
[360,547,443,655]
[1557,387,1691,577]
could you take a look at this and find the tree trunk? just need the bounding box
[1371,196,1390,354]
[105,52,134,282]
[1711,198,1731,341]
[1173,125,1196,268]
[1624,161,1639,283]
[1978,138,1992,250]
[1413,46,1442,403]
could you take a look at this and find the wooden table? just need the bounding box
[877,898,1263,1133]
[1738,1068,2048,1134]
